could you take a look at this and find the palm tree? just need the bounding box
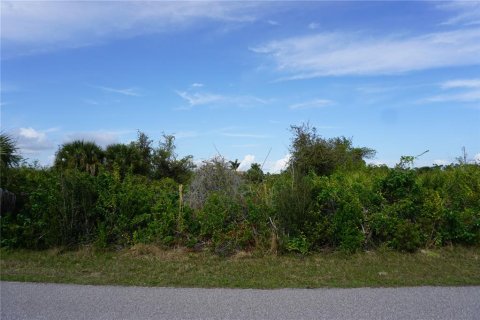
[54,140,104,175]
[105,143,140,178]
[0,133,21,213]
[228,159,241,171]
[0,133,21,170]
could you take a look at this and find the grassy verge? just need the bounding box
[1,245,479,288]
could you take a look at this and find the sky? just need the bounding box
[1,0,480,172]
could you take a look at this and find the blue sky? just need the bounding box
[1,1,479,171]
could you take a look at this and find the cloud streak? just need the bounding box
[289,99,333,110]
[423,78,480,103]
[437,1,480,26]
[441,79,480,89]
[175,89,269,109]
[1,1,264,56]
[252,28,480,79]
[95,86,141,97]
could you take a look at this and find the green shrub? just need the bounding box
[391,220,422,252]
[286,233,309,255]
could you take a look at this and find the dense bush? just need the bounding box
[1,126,479,255]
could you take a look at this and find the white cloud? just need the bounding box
[191,83,204,88]
[438,1,480,26]
[308,22,319,30]
[19,127,45,140]
[367,160,387,166]
[238,154,255,171]
[175,89,268,109]
[366,159,397,168]
[176,90,224,107]
[95,86,141,97]
[267,20,279,26]
[64,131,128,148]
[433,159,450,166]
[289,99,333,110]
[475,153,480,163]
[423,78,480,103]
[1,1,264,56]
[269,154,291,173]
[14,127,55,154]
[441,79,480,89]
[424,91,480,103]
[251,28,480,79]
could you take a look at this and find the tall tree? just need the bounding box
[131,131,153,176]
[289,123,375,176]
[151,134,195,183]
[105,143,140,179]
[54,140,104,175]
[246,163,264,183]
[228,159,240,171]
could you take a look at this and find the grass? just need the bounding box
[1,245,479,289]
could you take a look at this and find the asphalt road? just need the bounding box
[1,281,479,320]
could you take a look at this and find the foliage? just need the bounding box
[1,168,98,248]
[185,157,243,210]
[54,140,104,176]
[286,233,309,255]
[289,123,375,176]
[2,126,480,256]
[104,143,141,179]
[151,134,195,184]
[0,133,22,170]
[246,163,264,183]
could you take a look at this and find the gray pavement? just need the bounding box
[1,281,479,319]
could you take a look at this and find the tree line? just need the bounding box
[1,125,479,255]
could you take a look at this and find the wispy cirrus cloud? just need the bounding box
[175,89,269,109]
[175,91,224,107]
[1,1,265,57]
[423,78,480,103]
[95,85,141,97]
[437,1,480,26]
[289,99,333,110]
[424,91,480,103]
[251,28,480,79]
[441,79,480,89]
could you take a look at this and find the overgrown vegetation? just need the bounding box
[1,126,479,256]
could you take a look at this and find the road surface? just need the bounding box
[1,281,479,319]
